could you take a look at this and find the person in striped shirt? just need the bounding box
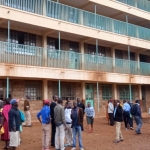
[84,102,95,133]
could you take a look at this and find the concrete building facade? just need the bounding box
[0,0,150,120]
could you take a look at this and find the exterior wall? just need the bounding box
[145,85,150,112]
[2,64,150,84]
[90,0,150,21]
[0,6,150,50]
[48,81,82,100]
[12,80,25,100]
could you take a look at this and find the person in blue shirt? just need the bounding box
[123,100,131,129]
[37,100,51,150]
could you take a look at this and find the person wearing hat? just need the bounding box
[23,96,31,127]
[9,99,21,150]
[134,100,142,134]
[37,100,51,150]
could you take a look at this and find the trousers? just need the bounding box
[42,124,50,149]
[115,122,123,140]
[55,124,65,150]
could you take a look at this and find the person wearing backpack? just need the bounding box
[134,100,142,134]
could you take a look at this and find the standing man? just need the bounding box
[128,101,134,130]
[77,98,85,131]
[108,100,114,126]
[54,98,67,150]
[24,96,31,127]
[50,95,58,147]
[134,100,142,134]
[9,99,21,150]
[37,100,51,150]
[84,102,95,133]
[65,101,73,147]
[123,100,131,129]
[71,101,84,150]
[113,100,124,143]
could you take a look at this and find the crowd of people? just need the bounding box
[0,95,143,150]
[37,95,95,150]
[107,99,142,143]
[0,95,95,150]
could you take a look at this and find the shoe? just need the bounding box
[71,148,76,150]
[65,144,70,147]
[120,139,124,142]
[137,132,141,134]
[130,127,134,130]
[51,144,55,147]
[113,140,120,143]
[80,148,84,150]
[24,125,32,127]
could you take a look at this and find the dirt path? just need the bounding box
[0,118,150,150]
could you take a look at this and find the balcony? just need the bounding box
[1,1,150,42]
[0,41,150,76]
[117,0,150,13]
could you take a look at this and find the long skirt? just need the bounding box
[9,131,20,147]
[1,119,9,141]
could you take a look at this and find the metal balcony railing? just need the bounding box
[0,41,43,66]
[117,0,150,13]
[1,1,150,41]
[0,41,150,76]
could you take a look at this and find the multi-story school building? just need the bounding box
[0,0,150,120]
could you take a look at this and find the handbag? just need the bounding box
[0,126,4,134]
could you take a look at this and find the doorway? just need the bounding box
[85,84,94,107]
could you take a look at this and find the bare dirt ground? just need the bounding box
[1,118,150,150]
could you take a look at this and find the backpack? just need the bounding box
[130,104,136,116]
[19,110,26,122]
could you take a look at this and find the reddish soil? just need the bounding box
[0,118,150,150]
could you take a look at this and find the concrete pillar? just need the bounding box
[79,42,84,70]
[113,84,117,100]
[111,47,115,73]
[81,82,85,103]
[138,85,142,100]
[135,52,140,75]
[42,35,47,67]
[42,79,48,100]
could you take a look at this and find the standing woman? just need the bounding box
[84,102,95,133]
[1,98,11,149]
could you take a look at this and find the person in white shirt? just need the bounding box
[84,102,95,133]
[65,101,73,147]
[108,100,114,126]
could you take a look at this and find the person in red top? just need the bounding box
[1,98,11,149]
